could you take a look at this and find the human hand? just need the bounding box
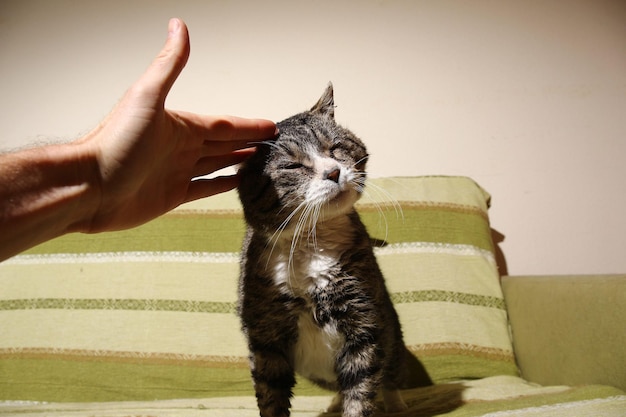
[80,18,277,232]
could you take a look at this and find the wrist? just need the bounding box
[0,139,100,260]
[65,131,104,234]
[60,138,102,234]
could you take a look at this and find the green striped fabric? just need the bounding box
[0,176,518,402]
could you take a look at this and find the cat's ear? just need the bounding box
[311,82,335,119]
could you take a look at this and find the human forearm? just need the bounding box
[0,141,98,261]
[0,18,276,262]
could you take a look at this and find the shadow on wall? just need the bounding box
[491,228,508,277]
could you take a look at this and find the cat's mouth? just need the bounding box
[307,179,360,221]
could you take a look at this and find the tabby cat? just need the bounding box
[237,83,429,417]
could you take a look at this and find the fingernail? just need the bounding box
[168,18,181,36]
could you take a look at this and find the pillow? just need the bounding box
[0,176,517,402]
[356,177,517,382]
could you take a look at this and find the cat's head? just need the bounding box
[238,83,369,234]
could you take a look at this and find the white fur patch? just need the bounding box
[269,220,352,293]
[263,206,358,384]
[270,250,336,292]
[264,228,351,384]
[293,312,344,384]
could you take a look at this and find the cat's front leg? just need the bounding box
[335,343,382,417]
[250,350,295,417]
[334,388,408,415]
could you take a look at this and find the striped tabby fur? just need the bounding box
[237,83,429,417]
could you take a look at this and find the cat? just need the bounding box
[237,83,430,417]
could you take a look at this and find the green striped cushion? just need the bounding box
[0,176,518,402]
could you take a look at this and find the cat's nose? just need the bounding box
[323,168,341,183]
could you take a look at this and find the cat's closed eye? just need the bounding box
[282,162,305,170]
[329,145,348,161]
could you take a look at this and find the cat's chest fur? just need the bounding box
[265,216,354,383]
[271,246,339,293]
[268,215,353,293]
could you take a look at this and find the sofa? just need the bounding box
[1,176,624,416]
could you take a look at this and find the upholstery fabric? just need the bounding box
[0,176,517,402]
[502,274,626,391]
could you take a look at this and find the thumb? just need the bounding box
[138,18,190,103]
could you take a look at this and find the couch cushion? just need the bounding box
[502,274,626,391]
[0,176,517,402]
[1,377,625,417]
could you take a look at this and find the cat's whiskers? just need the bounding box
[301,201,322,251]
[308,202,322,247]
[284,200,314,282]
[353,155,369,170]
[247,140,283,151]
[261,197,326,285]
[280,198,329,284]
[364,181,403,221]
[290,204,310,273]
[350,171,368,194]
[361,188,391,243]
[354,177,403,244]
[264,200,308,271]
[349,172,390,240]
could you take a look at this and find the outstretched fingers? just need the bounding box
[200,140,257,158]
[207,115,278,142]
[137,18,191,103]
[174,110,278,143]
[192,147,256,178]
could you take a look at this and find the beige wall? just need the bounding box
[1,0,625,276]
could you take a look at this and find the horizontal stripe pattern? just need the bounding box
[0,299,237,313]
[4,251,240,265]
[376,241,495,263]
[392,290,505,310]
[1,309,248,357]
[408,343,513,362]
[6,241,493,265]
[20,202,492,254]
[0,347,248,368]
[1,302,512,362]
[0,291,504,312]
[0,341,512,364]
[22,217,247,255]
[0,176,518,401]
[19,177,493,256]
[357,200,489,220]
[395,303,512,351]
[1,377,622,412]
